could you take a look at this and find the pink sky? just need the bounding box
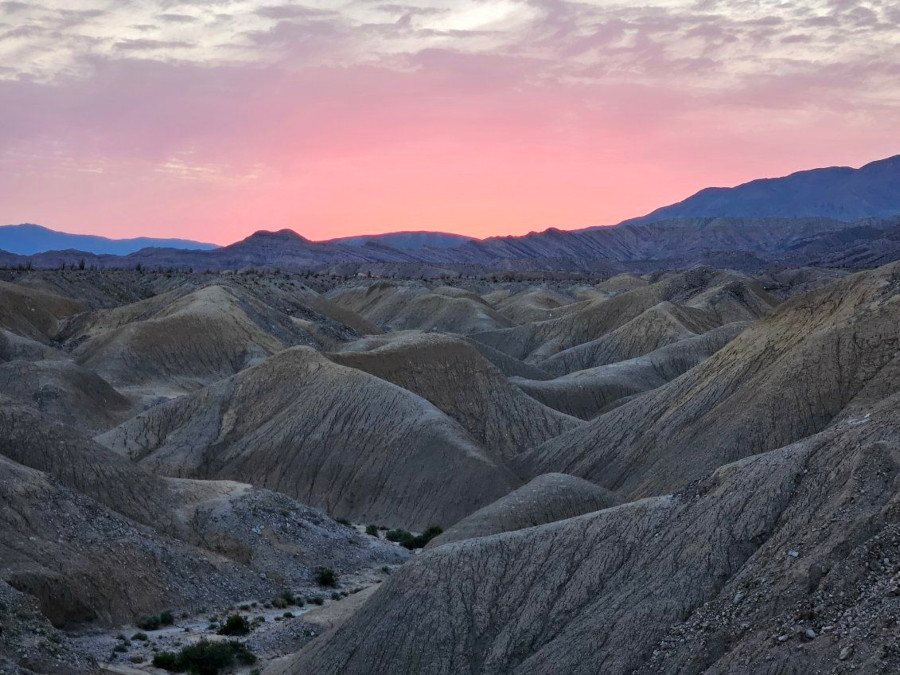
[1,1,899,244]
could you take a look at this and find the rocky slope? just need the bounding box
[98,346,515,529]
[427,473,620,548]
[471,268,772,364]
[329,332,581,462]
[327,281,513,334]
[62,281,366,396]
[274,392,900,674]
[513,323,747,419]
[0,280,83,343]
[516,262,900,499]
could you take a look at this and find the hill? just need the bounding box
[280,391,900,674]
[97,346,515,529]
[515,261,900,498]
[0,223,216,255]
[625,154,900,224]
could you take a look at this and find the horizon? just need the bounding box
[7,150,900,249]
[2,1,900,244]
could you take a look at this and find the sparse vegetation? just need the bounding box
[272,589,295,608]
[365,524,379,537]
[386,525,443,549]
[136,610,175,631]
[217,614,250,636]
[152,639,256,674]
[315,567,338,587]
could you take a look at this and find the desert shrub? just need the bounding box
[136,610,175,631]
[385,529,413,544]
[365,524,379,537]
[272,589,295,608]
[217,614,250,636]
[386,525,443,549]
[419,525,443,542]
[152,640,255,674]
[283,611,294,618]
[113,644,128,653]
[311,596,324,606]
[315,567,338,587]
[132,632,148,641]
[136,615,161,631]
[336,518,351,527]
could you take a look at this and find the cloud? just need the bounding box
[0,0,897,241]
[113,38,194,51]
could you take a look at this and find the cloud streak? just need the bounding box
[0,0,898,241]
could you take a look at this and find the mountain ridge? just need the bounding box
[0,223,218,256]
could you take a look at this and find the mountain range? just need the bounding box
[0,224,217,256]
[623,153,900,224]
[2,154,899,272]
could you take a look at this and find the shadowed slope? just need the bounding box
[470,268,773,363]
[98,347,514,529]
[328,332,581,462]
[64,282,367,395]
[514,323,747,419]
[540,301,724,375]
[273,393,900,674]
[464,337,553,380]
[327,281,514,334]
[483,287,580,324]
[0,280,83,342]
[516,262,900,498]
[0,454,276,627]
[427,473,620,548]
[0,406,406,624]
[0,360,132,432]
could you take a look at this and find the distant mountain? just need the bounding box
[0,224,218,255]
[332,231,476,249]
[5,155,900,272]
[624,154,900,224]
[5,216,899,274]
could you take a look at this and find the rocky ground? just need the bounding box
[1,263,897,674]
[71,562,403,673]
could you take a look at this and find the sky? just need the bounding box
[1,1,899,244]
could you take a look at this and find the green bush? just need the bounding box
[132,632,148,641]
[386,525,443,549]
[136,615,161,631]
[136,609,176,631]
[217,614,250,636]
[385,529,412,544]
[152,640,256,674]
[365,524,379,537]
[272,589,295,608]
[315,567,338,587]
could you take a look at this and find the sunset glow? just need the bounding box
[2,1,899,243]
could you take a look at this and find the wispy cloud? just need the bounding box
[0,0,897,241]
